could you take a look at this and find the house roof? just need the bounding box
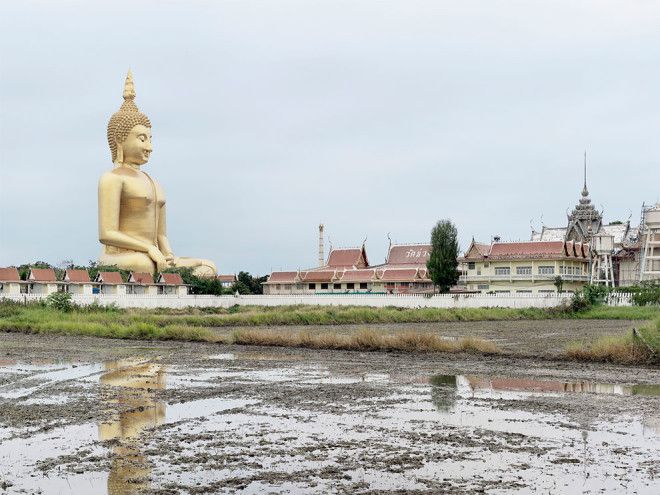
[378,268,419,282]
[326,246,368,268]
[265,271,299,284]
[338,269,377,283]
[0,267,20,282]
[64,269,91,283]
[129,272,154,284]
[217,274,236,283]
[386,244,431,265]
[158,273,184,285]
[29,268,56,282]
[301,270,336,283]
[96,271,124,284]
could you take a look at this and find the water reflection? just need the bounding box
[430,374,660,397]
[99,360,166,495]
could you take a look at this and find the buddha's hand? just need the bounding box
[147,246,172,272]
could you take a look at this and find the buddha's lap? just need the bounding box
[100,251,155,272]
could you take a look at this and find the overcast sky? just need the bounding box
[1,0,659,275]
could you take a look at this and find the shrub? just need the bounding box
[631,282,660,306]
[45,292,74,312]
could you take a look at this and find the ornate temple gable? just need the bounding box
[565,156,602,243]
[326,246,369,269]
[462,239,490,260]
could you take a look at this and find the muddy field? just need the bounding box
[0,320,659,494]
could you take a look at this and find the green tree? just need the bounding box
[162,267,226,295]
[553,276,564,293]
[18,261,53,280]
[427,220,460,293]
[233,271,267,295]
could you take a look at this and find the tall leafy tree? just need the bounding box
[427,220,460,293]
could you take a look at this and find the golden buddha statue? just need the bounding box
[99,71,216,277]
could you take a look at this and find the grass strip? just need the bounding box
[83,305,659,328]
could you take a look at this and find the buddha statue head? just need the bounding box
[107,70,153,166]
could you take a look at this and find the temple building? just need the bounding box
[263,243,434,294]
[459,239,590,294]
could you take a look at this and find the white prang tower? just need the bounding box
[639,203,660,282]
[590,232,615,287]
[318,223,325,267]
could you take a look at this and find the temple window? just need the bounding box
[516,266,532,275]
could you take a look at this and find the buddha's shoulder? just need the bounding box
[99,167,138,183]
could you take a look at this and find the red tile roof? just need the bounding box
[378,268,419,282]
[301,271,336,283]
[29,268,56,282]
[387,245,431,265]
[217,274,236,283]
[0,267,20,282]
[488,241,587,260]
[129,272,154,284]
[338,269,377,283]
[64,269,91,283]
[266,271,298,284]
[96,271,124,284]
[326,247,368,268]
[159,273,184,285]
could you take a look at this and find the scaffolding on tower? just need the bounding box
[590,232,615,287]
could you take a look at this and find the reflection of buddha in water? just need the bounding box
[99,71,217,277]
[99,360,166,495]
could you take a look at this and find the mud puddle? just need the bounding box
[0,334,659,494]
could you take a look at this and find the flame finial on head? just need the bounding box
[123,69,136,100]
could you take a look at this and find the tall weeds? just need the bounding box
[230,328,501,354]
[565,316,659,365]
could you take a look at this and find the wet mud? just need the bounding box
[0,327,658,494]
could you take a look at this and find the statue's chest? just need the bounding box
[122,176,166,208]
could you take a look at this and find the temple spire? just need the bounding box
[582,150,588,197]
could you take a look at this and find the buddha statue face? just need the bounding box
[118,125,153,166]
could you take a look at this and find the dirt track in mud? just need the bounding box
[0,320,659,494]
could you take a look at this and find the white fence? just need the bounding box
[1,292,636,309]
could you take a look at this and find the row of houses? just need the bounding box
[0,268,188,296]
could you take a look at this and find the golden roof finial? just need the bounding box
[122,69,136,100]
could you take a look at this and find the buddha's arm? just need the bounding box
[157,204,174,258]
[98,173,156,253]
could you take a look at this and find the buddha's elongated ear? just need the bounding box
[115,139,124,166]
